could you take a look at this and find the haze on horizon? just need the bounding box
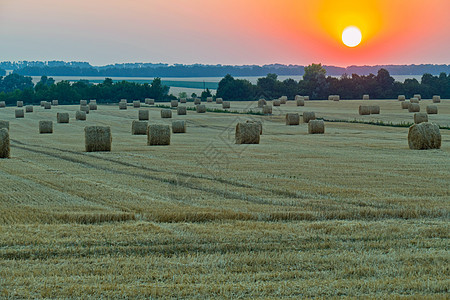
[0,0,449,67]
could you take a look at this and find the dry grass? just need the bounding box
[0,100,449,298]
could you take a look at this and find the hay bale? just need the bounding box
[426,105,438,114]
[119,102,127,110]
[328,95,334,100]
[133,100,141,108]
[80,105,90,114]
[262,105,272,115]
[273,100,281,106]
[171,100,179,107]
[139,110,149,121]
[80,100,88,106]
[398,95,406,101]
[222,101,230,109]
[296,99,305,106]
[286,113,300,125]
[89,103,97,110]
[15,109,24,118]
[25,105,33,113]
[408,103,420,112]
[172,120,186,133]
[0,128,10,159]
[408,122,441,150]
[85,126,112,152]
[308,120,325,134]
[369,105,380,114]
[235,123,260,144]
[194,98,201,105]
[52,100,58,106]
[207,97,213,102]
[39,121,53,134]
[332,95,340,101]
[180,98,187,103]
[44,102,51,109]
[295,95,303,101]
[413,94,422,100]
[145,98,155,105]
[280,96,287,104]
[432,95,441,103]
[410,97,419,104]
[414,113,428,124]
[131,120,148,135]
[302,112,316,123]
[0,121,9,130]
[147,124,170,145]
[363,94,370,100]
[90,99,97,104]
[216,98,223,104]
[359,105,370,115]
[401,101,410,109]
[17,101,23,107]
[39,101,45,107]
[196,104,206,113]
[0,101,5,108]
[161,109,172,118]
[303,96,309,101]
[258,99,267,107]
[57,112,69,123]
[177,106,187,115]
[76,111,86,121]
[246,120,263,134]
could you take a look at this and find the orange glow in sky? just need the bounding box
[0,0,449,66]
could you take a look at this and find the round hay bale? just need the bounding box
[408,103,420,112]
[303,111,316,123]
[177,106,187,115]
[207,97,213,102]
[15,109,24,118]
[39,101,45,107]
[147,124,171,145]
[180,98,187,103]
[359,105,370,115]
[196,104,206,113]
[145,98,155,105]
[0,101,6,108]
[432,95,441,103]
[80,105,90,114]
[401,101,410,109]
[408,122,441,150]
[89,103,97,110]
[132,120,148,135]
[398,95,406,101]
[414,113,428,124]
[308,120,325,134]
[171,100,179,108]
[235,123,260,144]
[363,94,370,100]
[296,99,305,106]
[90,99,97,104]
[76,111,86,121]
[286,113,300,125]
[133,100,141,108]
[246,120,263,134]
[0,128,10,159]
[280,96,287,104]
[410,97,419,104]
[295,95,304,101]
[222,101,230,109]
[369,105,380,114]
[273,100,281,106]
[194,98,201,105]
[303,96,309,101]
[17,101,23,107]
[119,102,127,110]
[426,105,438,114]
[80,100,88,106]
[262,105,272,115]
[161,109,172,118]
[328,95,334,100]
[25,105,33,113]
[333,95,340,101]
[39,121,53,134]
[216,98,223,104]
[413,94,422,100]
[44,102,51,109]
[85,126,112,152]
[57,112,69,123]
[139,109,149,120]
[51,100,58,106]
[172,120,186,133]
[258,99,267,108]
[0,121,9,131]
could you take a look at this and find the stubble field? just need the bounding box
[0,98,449,298]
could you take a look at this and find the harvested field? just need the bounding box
[0,100,449,298]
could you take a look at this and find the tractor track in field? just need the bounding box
[10,139,317,206]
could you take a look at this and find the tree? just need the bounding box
[300,64,328,99]
[303,63,326,82]
[201,88,212,100]
[149,78,169,100]
[178,92,188,99]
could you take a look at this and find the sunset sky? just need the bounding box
[0,0,449,66]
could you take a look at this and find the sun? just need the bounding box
[342,26,362,47]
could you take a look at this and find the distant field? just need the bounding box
[0,99,449,298]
